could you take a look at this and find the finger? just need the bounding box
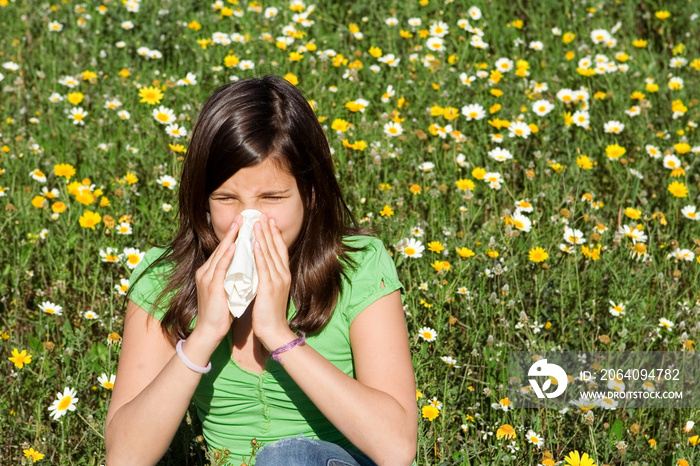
[253,240,271,282]
[257,216,285,273]
[254,220,279,278]
[204,216,243,279]
[211,241,237,284]
[268,217,290,269]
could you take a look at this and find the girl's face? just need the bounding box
[208,158,305,247]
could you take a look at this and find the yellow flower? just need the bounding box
[443,107,459,120]
[632,39,647,47]
[74,188,95,205]
[422,405,439,421]
[224,54,240,67]
[512,19,523,29]
[564,450,597,466]
[455,179,475,191]
[188,20,201,31]
[430,260,450,272]
[582,244,602,260]
[9,348,32,369]
[668,181,688,198]
[486,250,499,258]
[368,46,382,58]
[118,68,131,78]
[409,184,422,195]
[655,10,670,19]
[427,241,445,253]
[54,163,76,179]
[284,73,298,85]
[379,205,394,217]
[624,207,641,219]
[528,247,548,262]
[562,32,575,43]
[124,172,139,184]
[689,435,699,446]
[31,195,47,209]
[23,448,45,462]
[416,389,423,400]
[138,86,163,105]
[52,201,66,214]
[648,439,657,449]
[496,424,516,439]
[472,167,486,180]
[169,143,186,153]
[79,210,102,229]
[67,92,84,105]
[331,119,350,132]
[456,247,475,258]
[81,70,97,81]
[605,144,626,160]
[678,460,689,466]
[674,143,691,154]
[577,155,593,170]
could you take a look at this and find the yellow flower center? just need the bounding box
[57,396,72,411]
[127,254,140,264]
[156,113,169,122]
[405,247,416,255]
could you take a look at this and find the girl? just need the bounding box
[104,76,417,466]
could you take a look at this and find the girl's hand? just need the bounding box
[251,215,296,350]
[193,216,243,342]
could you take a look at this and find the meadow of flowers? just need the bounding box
[1,0,699,464]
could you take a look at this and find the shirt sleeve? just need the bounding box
[128,247,171,321]
[342,237,403,324]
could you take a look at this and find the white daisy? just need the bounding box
[48,387,78,420]
[39,301,63,316]
[417,327,437,342]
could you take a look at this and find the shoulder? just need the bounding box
[339,236,402,321]
[131,247,171,281]
[129,246,173,321]
[342,235,391,262]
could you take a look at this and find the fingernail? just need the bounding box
[228,243,235,251]
[254,221,261,230]
[270,218,276,227]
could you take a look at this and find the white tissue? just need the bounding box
[223,209,262,318]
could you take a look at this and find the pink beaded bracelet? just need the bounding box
[270,332,306,362]
[176,339,212,374]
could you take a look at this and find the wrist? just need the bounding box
[181,328,223,366]
[257,327,298,353]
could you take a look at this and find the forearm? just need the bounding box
[105,334,216,465]
[271,334,416,466]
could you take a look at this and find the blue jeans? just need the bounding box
[254,436,377,466]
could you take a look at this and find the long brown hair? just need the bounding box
[134,76,364,344]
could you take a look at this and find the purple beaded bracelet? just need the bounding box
[270,332,306,362]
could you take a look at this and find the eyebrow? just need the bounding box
[210,189,291,197]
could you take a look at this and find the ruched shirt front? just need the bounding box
[129,236,402,465]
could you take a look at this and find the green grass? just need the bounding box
[1,0,700,464]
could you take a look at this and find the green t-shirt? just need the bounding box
[129,235,402,464]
